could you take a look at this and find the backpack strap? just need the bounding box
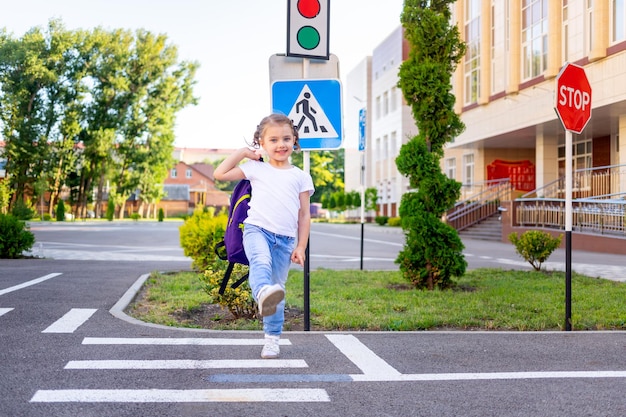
[214,240,228,261]
[218,262,235,295]
[230,272,249,290]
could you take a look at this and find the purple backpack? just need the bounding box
[215,179,251,294]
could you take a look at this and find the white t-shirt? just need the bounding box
[239,160,314,237]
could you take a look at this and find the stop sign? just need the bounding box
[555,63,592,133]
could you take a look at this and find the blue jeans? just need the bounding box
[243,224,295,336]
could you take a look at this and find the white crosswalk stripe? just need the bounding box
[65,359,308,369]
[42,308,97,333]
[31,388,331,403]
[0,307,14,317]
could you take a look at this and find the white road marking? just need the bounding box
[42,308,97,333]
[325,334,401,377]
[0,273,62,296]
[310,230,403,247]
[0,308,14,316]
[30,388,330,403]
[82,337,291,346]
[350,370,626,382]
[64,359,308,369]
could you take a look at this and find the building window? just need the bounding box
[464,0,481,104]
[186,168,192,178]
[463,154,475,185]
[522,0,548,80]
[383,135,389,160]
[557,138,592,189]
[171,168,177,178]
[375,96,381,120]
[612,0,625,42]
[390,87,398,112]
[383,91,389,116]
[563,0,569,62]
[586,0,594,53]
[445,157,457,180]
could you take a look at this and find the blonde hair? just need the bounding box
[251,114,300,151]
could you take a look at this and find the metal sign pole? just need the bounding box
[302,58,311,332]
[565,130,573,331]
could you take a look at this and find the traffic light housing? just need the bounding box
[287,0,330,60]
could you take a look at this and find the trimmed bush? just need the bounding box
[105,199,115,221]
[388,216,402,227]
[508,230,563,271]
[157,208,164,222]
[375,215,389,226]
[0,214,35,258]
[55,199,65,221]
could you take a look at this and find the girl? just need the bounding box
[214,113,314,359]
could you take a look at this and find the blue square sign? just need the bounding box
[271,79,343,150]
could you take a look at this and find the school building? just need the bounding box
[344,0,626,253]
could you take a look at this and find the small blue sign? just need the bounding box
[271,79,343,150]
[358,108,366,151]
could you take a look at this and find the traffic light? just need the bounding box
[287,0,330,60]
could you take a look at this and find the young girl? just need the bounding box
[214,113,314,359]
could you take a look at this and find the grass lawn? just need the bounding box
[126,267,626,331]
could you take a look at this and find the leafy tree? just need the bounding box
[0,179,13,214]
[291,149,344,203]
[365,187,378,213]
[395,0,467,290]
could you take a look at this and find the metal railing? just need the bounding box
[521,164,626,199]
[446,179,512,231]
[514,196,626,236]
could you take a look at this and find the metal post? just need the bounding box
[302,58,311,331]
[565,130,573,331]
[303,150,311,332]
[360,152,365,270]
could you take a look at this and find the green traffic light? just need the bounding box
[297,26,320,50]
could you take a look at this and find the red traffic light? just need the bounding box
[297,0,320,18]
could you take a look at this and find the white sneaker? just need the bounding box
[257,284,284,316]
[261,335,280,359]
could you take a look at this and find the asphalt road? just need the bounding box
[0,221,624,416]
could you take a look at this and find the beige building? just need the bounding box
[346,0,626,230]
[447,0,626,195]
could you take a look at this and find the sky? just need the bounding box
[3,0,405,150]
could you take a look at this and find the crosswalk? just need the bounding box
[3,306,626,407]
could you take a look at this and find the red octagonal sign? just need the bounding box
[555,63,592,134]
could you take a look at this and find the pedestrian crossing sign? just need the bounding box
[271,78,343,150]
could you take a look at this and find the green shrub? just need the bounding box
[179,207,227,271]
[375,215,389,226]
[55,199,65,221]
[388,216,402,227]
[105,199,115,221]
[157,207,164,222]
[11,199,35,220]
[42,213,52,221]
[0,214,35,258]
[130,213,141,221]
[200,262,256,319]
[508,230,563,271]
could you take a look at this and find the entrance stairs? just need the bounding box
[458,213,502,242]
